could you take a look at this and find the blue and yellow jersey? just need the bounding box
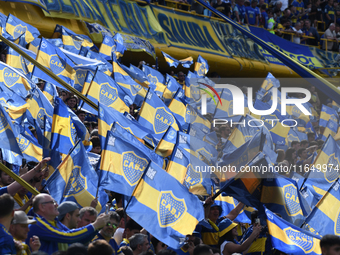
[168,247,190,255]
[198,219,220,247]
[119,238,130,248]
[0,223,16,255]
[241,225,272,255]
[26,214,97,255]
[93,233,122,255]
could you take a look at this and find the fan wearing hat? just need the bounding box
[218,218,261,255]
[9,210,41,254]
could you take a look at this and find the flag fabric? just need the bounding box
[112,33,126,58]
[0,105,22,155]
[6,44,35,77]
[162,74,183,106]
[194,55,209,77]
[5,14,40,46]
[16,131,42,162]
[166,145,212,196]
[303,178,340,237]
[99,35,115,61]
[126,161,205,249]
[256,72,280,101]
[303,135,340,198]
[33,38,76,88]
[125,64,150,87]
[79,47,112,75]
[0,91,29,124]
[46,141,107,213]
[186,105,211,134]
[51,97,78,155]
[138,89,179,141]
[319,104,338,127]
[155,126,177,158]
[42,82,58,104]
[179,57,193,68]
[266,208,321,255]
[98,130,152,196]
[213,88,245,121]
[142,65,167,97]
[81,69,129,115]
[251,99,290,145]
[98,103,155,150]
[321,119,338,141]
[0,61,32,98]
[168,92,188,130]
[112,58,146,107]
[214,193,251,223]
[161,52,180,68]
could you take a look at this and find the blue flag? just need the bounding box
[46,141,108,214]
[126,161,205,249]
[194,55,209,77]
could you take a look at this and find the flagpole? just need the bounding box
[0,35,98,111]
[0,162,39,196]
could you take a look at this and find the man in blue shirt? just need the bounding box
[92,211,122,255]
[26,193,110,254]
[324,0,336,27]
[246,0,260,25]
[0,194,16,255]
[234,0,249,24]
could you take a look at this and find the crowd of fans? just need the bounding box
[156,0,340,50]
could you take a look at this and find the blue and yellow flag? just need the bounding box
[46,141,107,213]
[98,103,154,151]
[126,161,205,249]
[0,12,6,35]
[112,33,126,58]
[251,99,290,145]
[262,177,307,226]
[177,131,217,165]
[256,72,280,101]
[99,35,115,61]
[78,47,112,75]
[321,119,338,141]
[161,52,180,68]
[26,87,53,138]
[179,57,193,68]
[81,69,129,115]
[61,48,104,73]
[186,105,211,134]
[0,61,32,98]
[155,126,177,158]
[0,105,22,155]
[168,92,188,130]
[42,82,58,104]
[98,130,151,196]
[5,14,40,46]
[112,58,146,107]
[223,115,274,155]
[6,44,35,77]
[303,135,340,198]
[53,25,94,54]
[286,128,308,147]
[194,55,209,77]
[303,178,340,237]
[51,97,78,155]
[126,64,150,87]
[319,104,338,127]
[162,74,183,106]
[0,91,29,124]
[33,38,76,88]
[138,89,179,141]
[214,193,251,223]
[142,65,167,97]
[16,131,42,163]
[266,208,321,255]
[166,145,212,196]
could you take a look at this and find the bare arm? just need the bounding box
[224,202,245,221]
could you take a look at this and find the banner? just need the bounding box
[249,26,323,69]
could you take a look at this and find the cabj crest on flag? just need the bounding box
[266,208,321,255]
[5,14,40,46]
[33,38,76,87]
[138,90,179,138]
[126,161,205,249]
[0,62,32,98]
[194,55,209,77]
[6,44,35,76]
[98,130,151,196]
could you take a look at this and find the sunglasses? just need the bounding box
[41,200,57,205]
[106,222,118,229]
